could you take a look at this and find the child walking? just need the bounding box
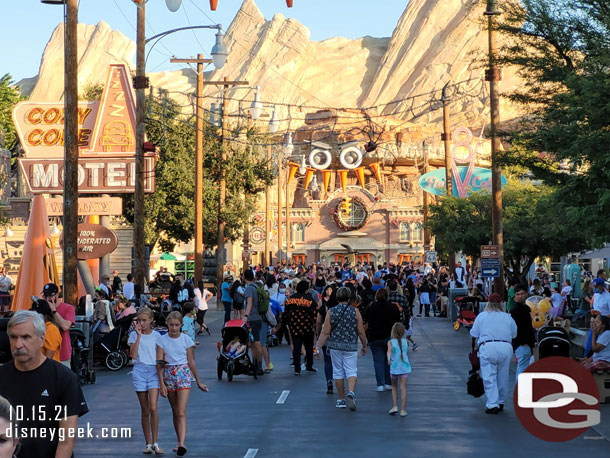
[181,302,197,345]
[156,311,208,457]
[127,307,164,455]
[387,322,411,417]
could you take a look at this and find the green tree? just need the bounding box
[495,0,610,246]
[122,93,273,251]
[427,178,588,279]
[0,74,25,152]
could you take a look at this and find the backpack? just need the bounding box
[254,284,270,315]
[467,370,485,398]
[233,289,244,305]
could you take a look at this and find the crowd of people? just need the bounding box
[1,257,610,456]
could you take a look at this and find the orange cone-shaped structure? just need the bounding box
[286,0,293,7]
[322,170,332,192]
[355,167,366,188]
[304,168,315,190]
[11,196,58,311]
[210,0,218,10]
[370,162,382,182]
[338,170,348,192]
[287,162,299,184]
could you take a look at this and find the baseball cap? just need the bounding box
[42,283,59,296]
[593,278,605,287]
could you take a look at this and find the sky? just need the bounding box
[0,0,409,83]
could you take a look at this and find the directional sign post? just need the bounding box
[425,251,437,263]
[481,258,501,278]
[481,245,500,259]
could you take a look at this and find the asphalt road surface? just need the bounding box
[74,312,610,457]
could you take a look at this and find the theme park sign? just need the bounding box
[12,64,155,194]
[46,197,123,217]
[75,223,118,260]
[418,166,507,197]
[19,156,155,193]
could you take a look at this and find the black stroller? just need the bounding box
[538,326,570,359]
[0,318,11,364]
[217,320,256,381]
[70,318,96,384]
[93,314,136,371]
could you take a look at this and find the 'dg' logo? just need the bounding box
[514,357,600,442]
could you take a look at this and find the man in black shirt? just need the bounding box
[382,266,399,284]
[510,286,535,379]
[0,311,88,458]
[284,280,317,375]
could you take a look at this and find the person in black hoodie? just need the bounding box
[510,285,535,378]
[358,278,376,316]
[363,288,400,391]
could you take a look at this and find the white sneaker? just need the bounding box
[143,444,153,454]
[384,384,393,391]
[376,386,384,392]
[346,391,357,411]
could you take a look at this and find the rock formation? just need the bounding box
[20,0,522,130]
[25,21,135,102]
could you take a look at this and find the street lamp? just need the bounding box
[133,1,227,288]
[250,86,263,120]
[211,30,228,69]
[165,0,182,12]
[283,132,294,157]
[269,106,280,133]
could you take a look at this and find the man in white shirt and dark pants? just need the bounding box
[470,293,517,414]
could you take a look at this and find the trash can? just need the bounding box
[448,288,468,322]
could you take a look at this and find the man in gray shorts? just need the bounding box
[243,270,264,375]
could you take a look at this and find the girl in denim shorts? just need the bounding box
[156,312,208,457]
[127,307,163,455]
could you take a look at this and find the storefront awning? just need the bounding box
[579,245,610,259]
[319,236,385,252]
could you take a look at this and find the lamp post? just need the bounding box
[485,0,504,295]
[169,29,227,284]
[133,2,227,288]
[41,0,79,306]
[264,105,279,267]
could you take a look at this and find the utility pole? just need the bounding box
[200,77,249,294]
[422,142,431,255]
[170,55,211,284]
[485,0,504,295]
[441,83,455,275]
[277,159,282,266]
[63,0,78,306]
[264,144,271,266]
[133,3,147,288]
[285,168,291,265]
[441,83,452,198]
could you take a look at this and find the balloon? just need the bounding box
[532,311,546,329]
[526,295,544,309]
[538,299,551,315]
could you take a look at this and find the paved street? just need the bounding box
[75,310,610,457]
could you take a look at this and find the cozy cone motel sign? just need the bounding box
[13,64,155,194]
